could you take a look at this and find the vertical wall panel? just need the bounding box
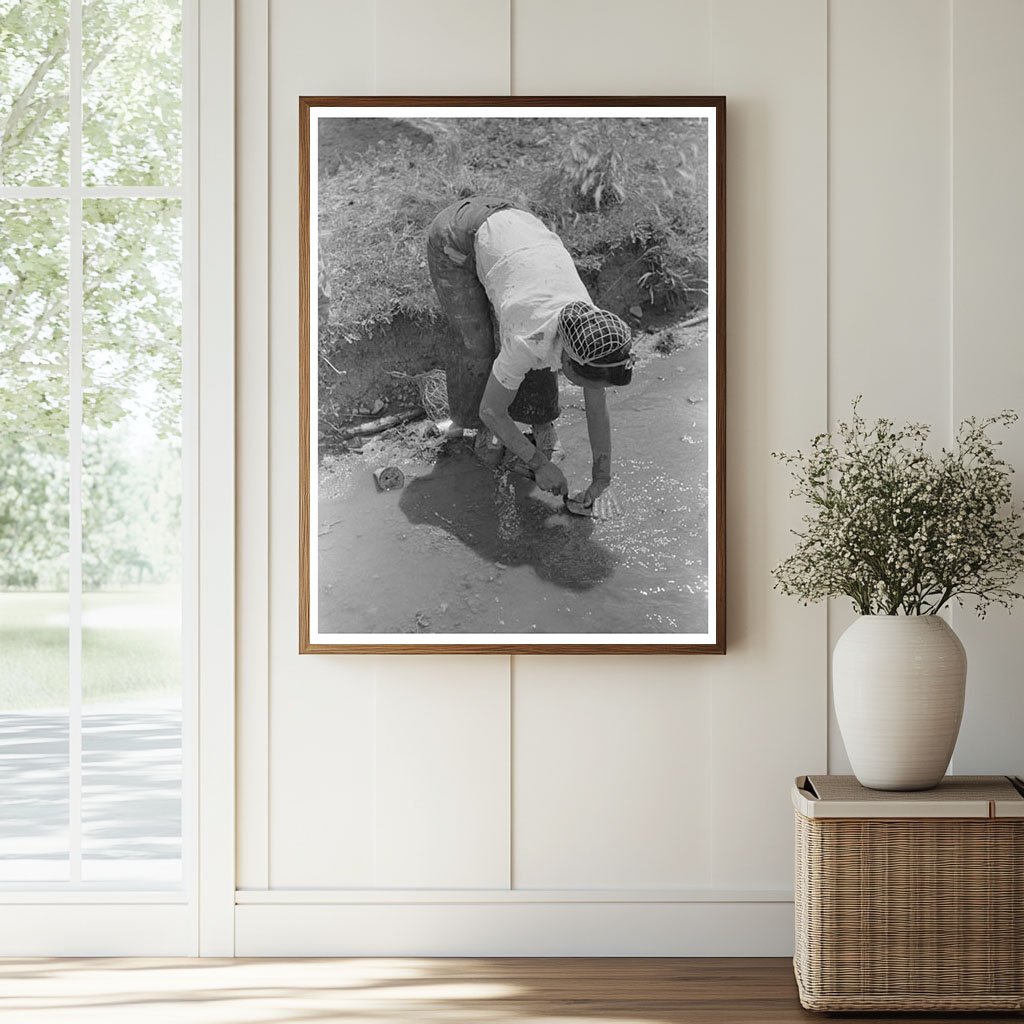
[513,0,711,95]
[827,0,951,773]
[514,658,713,889]
[267,0,378,887]
[375,0,510,94]
[369,1,515,888]
[708,0,828,889]
[236,0,270,892]
[828,0,950,424]
[270,666,378,885]
[950,0,1024,777]
[509,0,720,892]
[510,0,722,893]
[375,659,511,887]
[265,0,515,890]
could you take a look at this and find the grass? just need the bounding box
[0,589,180,710]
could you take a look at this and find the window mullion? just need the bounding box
[68,0,83,886]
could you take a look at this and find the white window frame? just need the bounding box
[195,0,236,958]
[0,0,234,956]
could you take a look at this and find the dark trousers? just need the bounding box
[426,196,560,428]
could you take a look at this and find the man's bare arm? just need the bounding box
[479,373,568,494]
[479,373,537,463]
[583,386,612,500]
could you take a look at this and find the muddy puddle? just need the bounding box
[317,324,709,635]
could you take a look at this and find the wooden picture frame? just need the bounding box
[300,96,725,654]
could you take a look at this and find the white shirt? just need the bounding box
[473,209,593,391]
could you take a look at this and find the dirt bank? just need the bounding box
[318,300,703,449]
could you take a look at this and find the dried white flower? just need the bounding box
[772,399,1024,617]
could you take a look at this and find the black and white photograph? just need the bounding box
[300,99,725,652]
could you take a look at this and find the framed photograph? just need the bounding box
[300,96,725,653]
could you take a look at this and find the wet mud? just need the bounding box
[317,324,709,635]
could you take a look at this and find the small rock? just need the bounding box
[439,602,449,614]
[495,562,507,570]
[629,305,643,319]
[371,398,385,415]
[687,395,704,405]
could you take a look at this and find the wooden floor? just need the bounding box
[0,957,1019,1023]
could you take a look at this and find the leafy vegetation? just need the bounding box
[0,0,69,185]
[1,2,182,593]
[317,116,709,347]
[0,0,181,186]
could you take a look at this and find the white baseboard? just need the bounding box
[0,904,196,956]
[235,898,795,957]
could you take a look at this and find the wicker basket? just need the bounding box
[793,775,1024,1012]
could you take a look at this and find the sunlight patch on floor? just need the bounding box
[0,958,679,1024]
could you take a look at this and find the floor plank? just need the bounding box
[0,957,1019,1023]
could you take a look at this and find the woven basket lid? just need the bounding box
[793,774,1024,819]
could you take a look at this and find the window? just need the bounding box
[0,0,192,889]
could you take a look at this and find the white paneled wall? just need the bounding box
[706,0,828,890]
[827,0,1024,779]
[948,0,1024,775]
[234,0,1024,954]
[513,658,713,889]
[826,0,953,773]
[375,0,510,94]
[828,0,950,426]
[512,0,712,94]
[373,661,510,888]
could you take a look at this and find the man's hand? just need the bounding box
[534,459,568,496]
[565,485,621,520]
[588,489,621,519]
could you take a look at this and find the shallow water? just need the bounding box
[317,337,708,635]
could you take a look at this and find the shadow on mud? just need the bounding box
[398,451,618,592]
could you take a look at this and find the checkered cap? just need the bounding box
[558,302,633,366]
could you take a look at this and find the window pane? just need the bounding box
[0,199,70,880]
[81,198,181,883]
[0,0,69,186]
[82,0,181,186]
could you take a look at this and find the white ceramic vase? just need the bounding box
[833,615,967,791]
